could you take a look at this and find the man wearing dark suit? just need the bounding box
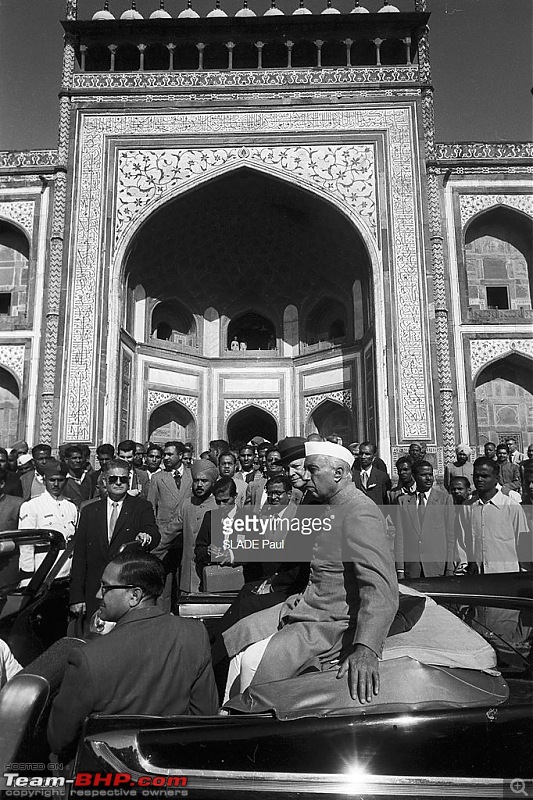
[244,446,284,509]
[69,459,160,625]
[20,444,51,501]
[48,551,218,758]
[395,460,454,579]
[0,448,22,497]
[117,439,150,499]
[62,444,94,508]
[353,442,391,505]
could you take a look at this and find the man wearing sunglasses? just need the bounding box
[69,459,160,630]
[49,551,218,758]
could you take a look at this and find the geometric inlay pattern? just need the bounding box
[72,66,420,92]
[65,106,431,442]
[0,345,25,384]
[147,390,198,417]
[304,389,352,417]
[470,338,533,379]
[0,201,35,239]
[116,144,377,248]
[460,194,533,229]
[224,397,280,422]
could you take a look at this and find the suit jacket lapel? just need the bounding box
[95,499,110,554]
[163,470,182,501]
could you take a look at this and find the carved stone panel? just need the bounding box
[115,144,377,249]
[470,339,533,380]
[224,397,279,422]
[0,345,25,385]
[147,390,198,418]
[0,201,35,239]
[304,390,352,417]
[460,194,533,229]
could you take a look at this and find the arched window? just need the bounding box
[0,220,30,319]
[150,301,197,348]
[305,299,348,347]
[227,311,276,352]
[464,207,533,319]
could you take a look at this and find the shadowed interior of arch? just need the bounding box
[123,166,373,345]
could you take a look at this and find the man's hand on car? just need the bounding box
[337,643,379,704]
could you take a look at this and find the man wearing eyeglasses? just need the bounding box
[48,551,218,758]
[69,459,160,629]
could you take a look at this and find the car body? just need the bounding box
[0,529,71,666]
[1,572,531,798]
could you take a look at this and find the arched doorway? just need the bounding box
[0,367,20,445]
[474,353,533,447]
[307,399,355,446]
[148,401,195,444]
[227,407,278,448]
[123,167,374,451]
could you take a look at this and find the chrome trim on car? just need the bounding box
[89,738,528,797]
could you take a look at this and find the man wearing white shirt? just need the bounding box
[459,457,529,574]
[18,459,78,580]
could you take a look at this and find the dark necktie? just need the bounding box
[418,492,426,525]
[174,470,181,490]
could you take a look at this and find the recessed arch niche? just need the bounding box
[227,311,276,352]
[474,352,533,445]
[0,367,20,444]
[305,298,348,348]
[148,400,195,444]
[464,207,533,311]
[227,406,278,448]
[306,399,354,446]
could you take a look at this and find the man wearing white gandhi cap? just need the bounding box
[223,439,398,705]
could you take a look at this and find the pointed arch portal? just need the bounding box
[227,406,278,447]
[474,352,533,446]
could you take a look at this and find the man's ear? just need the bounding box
[333,466,344,483]
[129,587,143,608]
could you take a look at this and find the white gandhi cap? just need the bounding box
[305,441,355,468]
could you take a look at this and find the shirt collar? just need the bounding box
[476,488,506,507]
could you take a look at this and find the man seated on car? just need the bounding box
[48,550,219,759]
[223,440,398,705]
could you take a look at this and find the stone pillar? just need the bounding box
[419,25,455,462]
[39,31,76,443]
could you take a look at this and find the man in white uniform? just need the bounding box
[18,459,78,580]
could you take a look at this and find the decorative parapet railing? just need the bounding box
[435,142,533,162]
[0,150,59,172]
[62,13,428,75]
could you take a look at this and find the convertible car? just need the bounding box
[0,536,532,798]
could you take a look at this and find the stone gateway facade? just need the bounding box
[0,1,531,470]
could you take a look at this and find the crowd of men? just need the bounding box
[0,432,532,760]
